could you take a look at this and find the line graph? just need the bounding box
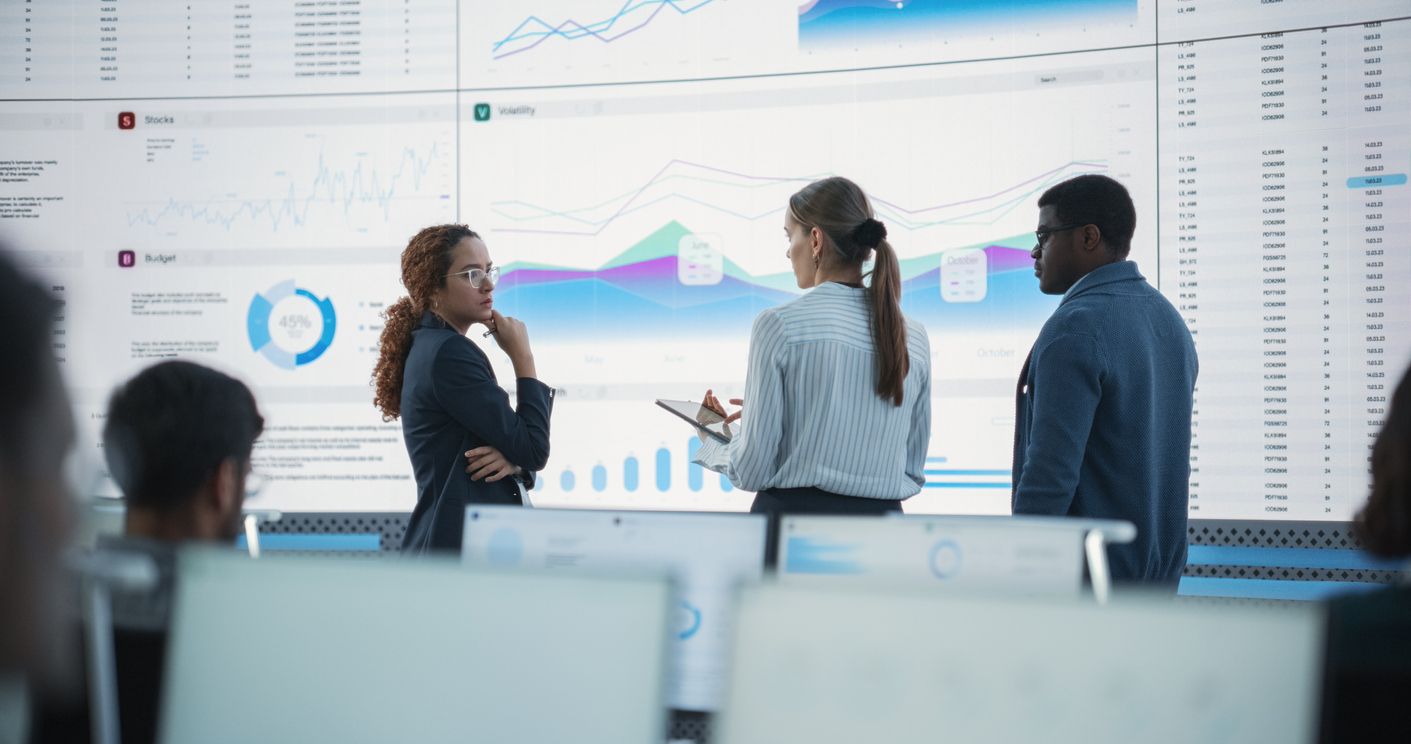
[491,159,1108,237]
[126,138,448,234]
[492,0,719,60]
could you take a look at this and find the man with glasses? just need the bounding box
[1012,174,1197,587]
[31,360,266,743]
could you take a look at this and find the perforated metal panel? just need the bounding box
[1184,563,1401,584]
[259,512,408,555]
[1183,520,1401,584]
[263,516,1391,562]
[1181,519,1403,605]
[669,710,712,744]
[1187,520,1359,549]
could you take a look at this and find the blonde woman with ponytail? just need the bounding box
[695,176,931,566]
[372,225,552,553]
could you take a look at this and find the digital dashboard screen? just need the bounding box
[2,1,1406,519]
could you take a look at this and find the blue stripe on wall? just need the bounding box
[1177,577,1384,601]
[235,533,382,552]
[1187,546,1409,571]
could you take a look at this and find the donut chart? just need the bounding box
[676,601,702,640]
[929,539,964,580]
[247,280,336,369]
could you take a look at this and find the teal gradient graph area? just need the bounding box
[799,0,1138,48]
[491,221,1057,340]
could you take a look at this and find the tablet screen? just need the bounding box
[656,399,731,443]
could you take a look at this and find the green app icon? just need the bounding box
[473,103,491,122]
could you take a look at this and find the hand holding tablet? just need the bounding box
[701,389,743,425]
[655,397,734,444]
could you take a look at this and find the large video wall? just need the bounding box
[1,0,1406,519]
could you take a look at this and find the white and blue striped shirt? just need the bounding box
[694,282,931,500]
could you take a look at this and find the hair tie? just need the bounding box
[851,218,887,249]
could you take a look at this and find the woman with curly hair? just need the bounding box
[1323,361,1411,742]
[372,225,552,553]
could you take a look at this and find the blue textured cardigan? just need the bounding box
[1012,261,1199,584]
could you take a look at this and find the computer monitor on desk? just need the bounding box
[159,549,672,744]
[777,515,1135,596]
[717,585,1323,744]
[463,506,767,713]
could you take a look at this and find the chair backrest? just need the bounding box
[717,583,1323,744]
[159,549,673,744]
[777,514,1131,595]
[462,505,767,712]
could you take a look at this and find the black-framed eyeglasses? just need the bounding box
[444,266,499,288]
[1034,223,1083,246]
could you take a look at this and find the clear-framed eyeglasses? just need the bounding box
[445,266,499,288]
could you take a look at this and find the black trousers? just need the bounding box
[752,486,903,569]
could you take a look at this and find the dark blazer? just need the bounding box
[400,312,553,553]
[1012,261,1198,584]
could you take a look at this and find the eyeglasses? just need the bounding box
[1034,223,1083,246]
[244,470,267,498]
[444,266,499,288]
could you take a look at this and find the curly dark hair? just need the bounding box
[1354,361,1411,558]
[372,224,478,420]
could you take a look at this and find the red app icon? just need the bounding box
[118,250,136,268]
[118,112,135,130]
